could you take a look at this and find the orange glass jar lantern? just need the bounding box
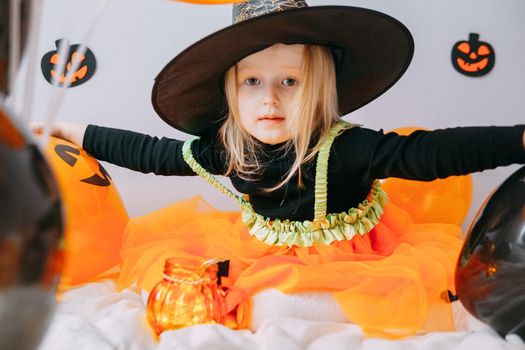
[146,257,226,336]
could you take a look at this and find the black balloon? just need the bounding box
[0,105,63,350]
[456,165,525,340]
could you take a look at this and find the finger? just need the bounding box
[30,122,43,134]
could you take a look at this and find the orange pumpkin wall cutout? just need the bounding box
[451,33,495,77]
[40,39,97,87]
[45,137,128,288]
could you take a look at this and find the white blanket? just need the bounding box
[38,281,525,350]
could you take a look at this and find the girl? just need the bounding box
[41,0,525,339]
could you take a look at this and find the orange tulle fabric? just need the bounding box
[116,195,463,339]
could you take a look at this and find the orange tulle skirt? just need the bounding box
[116,196,464,339]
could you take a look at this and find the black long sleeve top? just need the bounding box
[83,124,525,221]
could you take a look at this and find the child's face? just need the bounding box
[236,44,304,145]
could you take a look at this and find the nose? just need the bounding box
[262,85,279,107]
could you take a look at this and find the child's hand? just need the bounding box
[31,121,87,146]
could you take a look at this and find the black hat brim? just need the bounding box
[152,6,414,136]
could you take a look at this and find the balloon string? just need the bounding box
[20,0,42,123]
[15,0,41,125]
[37,0,112,151]
[8,0,21,96]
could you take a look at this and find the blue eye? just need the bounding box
[245,78,260,86]
[282,78,297,86]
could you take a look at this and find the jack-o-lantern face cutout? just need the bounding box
[452,33,495,77]
[55,144,111,186]
[41,39,97,87]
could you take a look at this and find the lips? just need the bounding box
[258,115,285,121]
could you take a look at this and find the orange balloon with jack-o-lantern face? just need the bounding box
[45,136,128,287]
[381,127,473,226]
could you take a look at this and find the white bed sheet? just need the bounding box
[38,281,525,350]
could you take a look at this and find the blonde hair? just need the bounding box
[219,45,349,191]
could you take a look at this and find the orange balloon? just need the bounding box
[45,137,128,287]
[381,127,473,226]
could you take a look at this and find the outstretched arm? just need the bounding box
[82,125,227,176]
[33,122,227,176]
[341,125,525,181]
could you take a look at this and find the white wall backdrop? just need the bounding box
[19,0,525,232]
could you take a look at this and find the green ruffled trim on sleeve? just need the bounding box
[240,181,388,247]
